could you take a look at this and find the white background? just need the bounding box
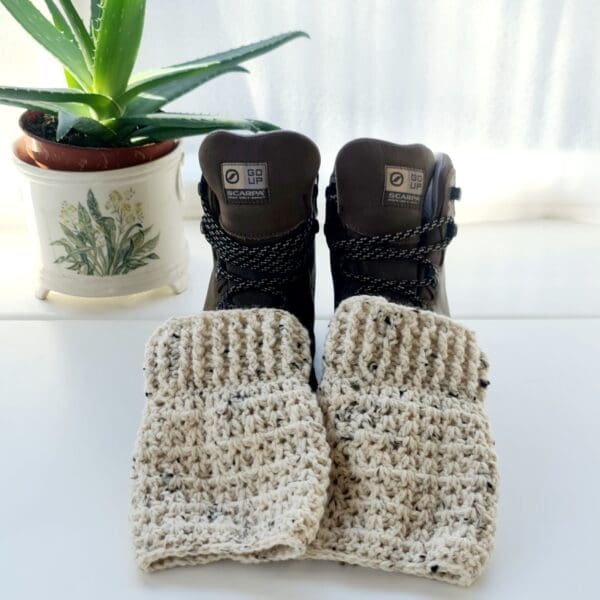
[1,0,600,222]
[1,4,600,599]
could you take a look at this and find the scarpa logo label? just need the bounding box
[383,165,424,208]
[221,162,270,204]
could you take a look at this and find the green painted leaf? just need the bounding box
[138,232,159,254]
[111,221,142,273]
[87,190,116,259]
[76,204,98,248]
[121,239,134,264]
[130,229,144,250]
[120,222,143,245]
[77,202,92,228]
[125,258,146,270]
[93,0,146,98]
[62,246,93,260]
[60,222,84,246]
[0,0,92,88]
[86,190,102,220]
[50,239,74,254]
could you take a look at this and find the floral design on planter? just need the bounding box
[51,188,160,276]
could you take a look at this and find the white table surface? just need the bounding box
[2,317,599,599]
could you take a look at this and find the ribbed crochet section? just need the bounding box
[143,308,312,394]
[307,296,498,586]
[322,295,489,400]
[131,308,331,572]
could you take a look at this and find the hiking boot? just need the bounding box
[324,138,459,315]
[198,129,320,344]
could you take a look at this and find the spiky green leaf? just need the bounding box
[0,87,120,118]
[122,31,308,114]
[93,0,146,98]
[56,110,78,140]
[40,2,87,89]
[44,0,75,43]
[118,113,279,142]
[58,0,95,70]
[0,97,68,115]
[122,65,248,115]
[63,70,83,89]
[130,31,308,84]
[90,0,102,40]
[0,0,92,88]
[56,110,117,142]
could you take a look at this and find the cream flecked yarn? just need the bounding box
[130,308,331,572]
[306,296,498,586]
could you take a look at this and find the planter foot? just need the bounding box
[170,274,188,295]
[35,285,50,300]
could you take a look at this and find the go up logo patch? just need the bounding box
[221,163,270,204]
[383,165,424,208]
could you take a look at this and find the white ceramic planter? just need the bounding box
[14,145,189,299]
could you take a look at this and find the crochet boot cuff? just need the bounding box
[307,296,498,586]
[131,308,330,572]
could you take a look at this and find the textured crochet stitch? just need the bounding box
[130,308,331,571]
[306,295,498,586]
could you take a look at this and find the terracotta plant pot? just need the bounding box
[18,111,176,171]
[12,114,189,300]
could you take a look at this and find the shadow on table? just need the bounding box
[134,558,495,599]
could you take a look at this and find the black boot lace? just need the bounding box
[326,184,457,308]
[199,177,317,310]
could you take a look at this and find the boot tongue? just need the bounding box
[334,138,436,235]
[199,130,320,240]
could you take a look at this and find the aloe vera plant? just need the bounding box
[0,0,307,146]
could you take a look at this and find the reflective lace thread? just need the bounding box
[200,178,317,309]
[326,185,457,308]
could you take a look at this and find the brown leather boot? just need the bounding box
[324,138,459,315]
[198,130,320,353]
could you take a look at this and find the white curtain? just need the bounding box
[2,0,599,222]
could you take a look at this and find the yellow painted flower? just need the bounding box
[109,191,123,207]
[59,203,77,227]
